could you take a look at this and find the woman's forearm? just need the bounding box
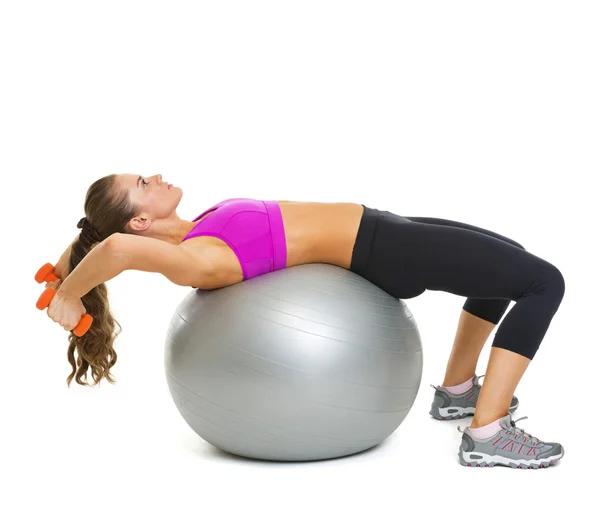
[59,239,127,298]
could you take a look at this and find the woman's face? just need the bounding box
[116,173,183,230]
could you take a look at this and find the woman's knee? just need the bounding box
[549,263,566,303]
[538,262,566,309]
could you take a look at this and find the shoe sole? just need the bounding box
[459,448,563,469]
[430,400,519,421]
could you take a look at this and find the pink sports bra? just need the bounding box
[182,198,287,281]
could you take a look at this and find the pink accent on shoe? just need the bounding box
[493,437,503,446]
[518,444,524,454]
[468,417,503,440]
[443,376,474,395]
[502,440,515,452]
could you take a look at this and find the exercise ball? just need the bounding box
[164,264,423,461]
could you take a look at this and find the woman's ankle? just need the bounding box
[442,371,476,387]
[468,417,503,439]
[442,375,474,394]
[471,410,508,429]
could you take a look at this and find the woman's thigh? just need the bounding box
[358,210,550,301]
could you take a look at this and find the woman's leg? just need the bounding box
[412,217,563,424]
[361,212,565,422]
[443,309,495,387]
[472,347,530,428]
[351,208,566,466]
[405,216,524,388]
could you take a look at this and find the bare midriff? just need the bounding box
[180,201,365,289]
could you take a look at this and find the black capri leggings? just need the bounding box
[350,207,565,360]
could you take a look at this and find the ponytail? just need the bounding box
[65,230,122,387]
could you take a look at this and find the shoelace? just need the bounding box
[509,416,542,445]
[458,415,543,446]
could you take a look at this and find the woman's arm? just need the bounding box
[58,233,211,298]
[57,237,127,298]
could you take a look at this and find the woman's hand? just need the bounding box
[46,289,86,332]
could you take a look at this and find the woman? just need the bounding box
[44,173,565,469]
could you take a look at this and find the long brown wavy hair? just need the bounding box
[65,174,138,387]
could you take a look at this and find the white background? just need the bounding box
[1,1,598,515]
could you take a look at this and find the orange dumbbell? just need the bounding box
[35,262,59,283]
[34,263,93,337]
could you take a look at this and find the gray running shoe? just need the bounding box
[429,374,519,420]
[457,414,564,468]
